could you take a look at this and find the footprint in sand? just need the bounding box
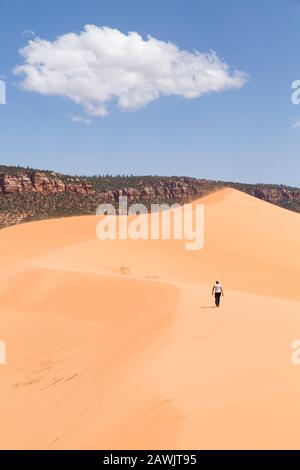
[145,275,159,281]
[120,266,131,276]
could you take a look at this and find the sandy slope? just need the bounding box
[0,188,299,449]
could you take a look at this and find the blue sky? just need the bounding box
[0,0,300,186]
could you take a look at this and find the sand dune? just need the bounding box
[0,188,300,449]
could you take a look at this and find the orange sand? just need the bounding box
[0,188,299,449]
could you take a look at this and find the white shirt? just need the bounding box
[214,283,222,293]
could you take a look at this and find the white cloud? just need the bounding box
[70,114,92,125]
[292,119,300,128]
[22,29,36,38]
[14,25,247,117]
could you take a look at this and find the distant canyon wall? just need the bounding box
[0,172,94,195]
[0,170,299,229]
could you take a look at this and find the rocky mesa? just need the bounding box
[0,166,299,229]
[0,171,94,195]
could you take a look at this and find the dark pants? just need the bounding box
[215,292,221,307]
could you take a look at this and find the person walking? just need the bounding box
[212,281,224,307]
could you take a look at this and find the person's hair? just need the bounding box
[216,281,219,284]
